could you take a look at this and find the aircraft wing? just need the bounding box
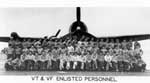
[0,37,10,42]
[98,34,150,42]
[19,37,43,41]
[0,36,43,42]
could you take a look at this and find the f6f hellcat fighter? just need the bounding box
[0,7,150,43]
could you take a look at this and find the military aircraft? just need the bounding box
[0,7,150,42]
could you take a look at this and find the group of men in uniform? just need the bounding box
[2,36,146,72]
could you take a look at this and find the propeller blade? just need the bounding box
[77,7,81,21]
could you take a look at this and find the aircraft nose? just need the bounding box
[69,21,88,33]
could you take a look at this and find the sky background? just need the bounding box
[0,7,150,69]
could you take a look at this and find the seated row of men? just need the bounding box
[4,52,146,72]
[2,37,146,72]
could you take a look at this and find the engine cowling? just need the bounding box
[69,21,88,33]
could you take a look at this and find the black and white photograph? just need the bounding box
[0,4,150,82]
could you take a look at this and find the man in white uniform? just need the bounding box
[104,52,113,71]
[72,53,78,70]
[81,54,86,70]
[66,55,71,70]
[59,53,65,70]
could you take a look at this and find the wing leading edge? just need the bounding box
[0,37,10,42]
[97,34,150,42]
[0,37,43,42]
[0,33,150,42]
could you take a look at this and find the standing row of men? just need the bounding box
[2,37,146,72]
